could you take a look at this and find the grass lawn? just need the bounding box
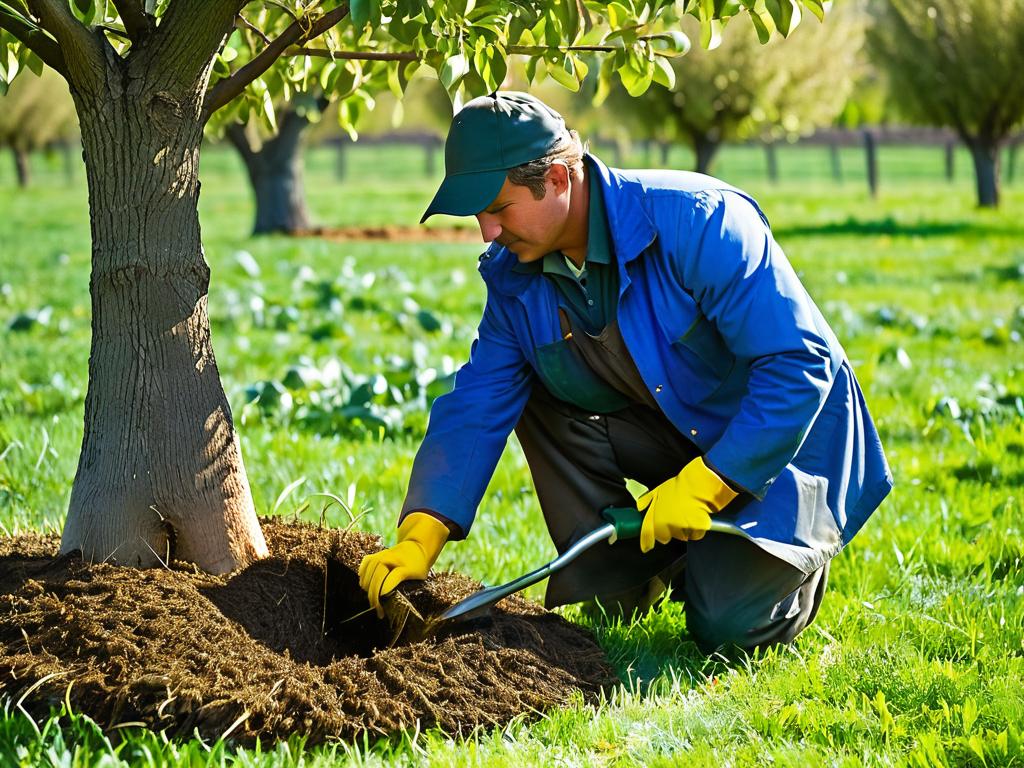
[1,141,1022,766]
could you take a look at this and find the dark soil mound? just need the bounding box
[0,522,616,744]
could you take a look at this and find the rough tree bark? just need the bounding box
[225,101,320,235]
[56,7,267,573]
[966,137,1000,208]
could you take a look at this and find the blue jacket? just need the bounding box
[403,156,893,573]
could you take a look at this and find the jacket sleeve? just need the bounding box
[400,284,534,538]
[676,189,837,498]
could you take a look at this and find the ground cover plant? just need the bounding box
[1,144,1023,765]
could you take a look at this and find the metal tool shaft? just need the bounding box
[436,517,750,623]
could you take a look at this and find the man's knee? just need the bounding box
[684,571,826,655]
[685,603,763,654]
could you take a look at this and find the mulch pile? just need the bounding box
[0,522,617,744]
[297,225,480,243]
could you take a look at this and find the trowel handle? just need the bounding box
[602,506,749,543]
[601,506,644,541]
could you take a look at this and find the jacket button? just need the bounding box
[690,428,698,436]
[655,384,663,393]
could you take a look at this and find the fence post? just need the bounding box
[829,143,842,183]
[764,143,779,183]
[335,141,347,181]
[863,130,878,197]
[659,141,670,168]
[1008,141,1018,184]
[945,141,955,181]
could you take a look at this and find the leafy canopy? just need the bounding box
[1,0,833,136]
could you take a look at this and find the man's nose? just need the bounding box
[475,213,501,243]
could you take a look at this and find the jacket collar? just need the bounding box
[478,154,657,296]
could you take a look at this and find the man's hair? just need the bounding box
[507,129,587,199]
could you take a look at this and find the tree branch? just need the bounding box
[25,0,106,90]
[235,13,271,45]
[148,0,249,95]
[203,4,349,120]
[111,0,151,43]
[285,46,418,62]
[0,3,66,74]
[285,41,667,64]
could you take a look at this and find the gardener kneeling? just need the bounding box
[358,92,893,654]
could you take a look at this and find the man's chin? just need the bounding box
[512,245,542,263]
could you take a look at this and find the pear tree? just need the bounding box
[0,0,825,574]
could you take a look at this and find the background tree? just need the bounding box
[604,11,862,174]
[867,0,1024,208]
[0,67,76,186]
[0,0,823,576]
[221,74,452,236]
[221,90,327,234]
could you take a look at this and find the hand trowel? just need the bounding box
[433,506,754,628]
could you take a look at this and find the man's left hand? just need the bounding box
[638,456,738,552]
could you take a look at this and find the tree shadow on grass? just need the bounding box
[775,217,1022,240]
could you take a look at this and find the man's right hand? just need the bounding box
[358,512,449,617]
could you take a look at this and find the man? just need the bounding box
[358,92,893,653]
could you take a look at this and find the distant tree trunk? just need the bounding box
[227,106,315,235]
[60,50,267,573]
[764,142,779,183]
[863,130,879,198]
[12,147,30,187]
[966,137,1000,208]
[693,136,720,175]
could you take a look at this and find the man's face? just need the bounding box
[474,165,571,263]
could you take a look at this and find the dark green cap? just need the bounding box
[420,91,567,223]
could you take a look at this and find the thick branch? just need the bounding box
[0,4,66,74]
[26,0,105,86]
[111,0,151,43]
[149,0,248,94]
[203,4,349,121]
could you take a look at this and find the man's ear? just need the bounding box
[546,162,571,194]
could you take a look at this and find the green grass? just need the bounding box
[1,141,1023,766]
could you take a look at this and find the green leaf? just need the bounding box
[259,88,277,133]
[607,1,632,29]
[700,17,723,49]
[803,0,829,22]
[546,55,579,91]
[618,54,653,97]
[649,30,691,56]
[439,52,469,91]
[23,48,42,77]
[749,10,773,43]
[350,0,370,29]
[765,0,801,37]
[592,51,619,106]
[652,56,675,89]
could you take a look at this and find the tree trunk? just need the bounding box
[227,106,313,235]
[60,58,267,573]
[12,146,30,187]
[967,137,1001,208]
[693,136,720,175]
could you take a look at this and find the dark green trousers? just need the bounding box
[514,383,829,654]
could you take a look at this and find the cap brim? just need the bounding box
[420,169,508,223]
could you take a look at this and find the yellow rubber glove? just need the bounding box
[638,456,738,552]
[358,512,449,617]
